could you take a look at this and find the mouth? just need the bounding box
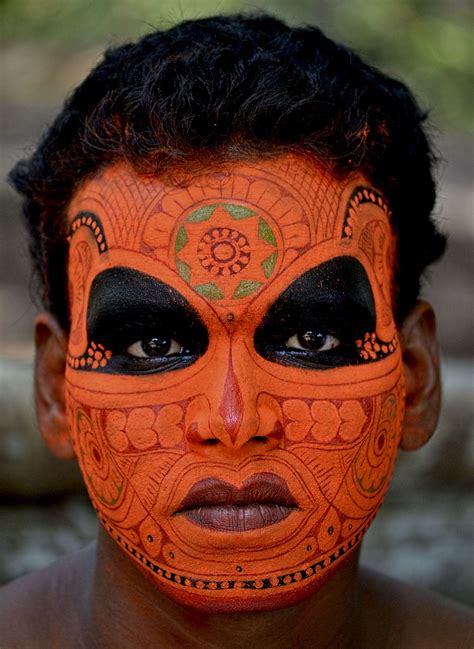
[173,472,299,532]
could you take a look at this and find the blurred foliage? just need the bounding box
[1,0,472,130]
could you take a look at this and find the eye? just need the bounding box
[126,336,185,358]
[285,331,340,352]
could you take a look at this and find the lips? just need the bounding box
[174,473,299,532]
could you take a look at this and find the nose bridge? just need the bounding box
[210,340,261,446]
[217,349,246,443]
[185,336,281,450]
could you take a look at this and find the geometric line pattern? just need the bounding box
[342,187,391,239]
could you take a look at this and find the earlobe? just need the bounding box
[34,312,75,459]
[399,300,441,450]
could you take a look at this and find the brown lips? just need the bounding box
[174,473,299,532]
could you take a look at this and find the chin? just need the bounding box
[135,558,346,614]
[162,576,332,613]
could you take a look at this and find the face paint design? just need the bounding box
[65,155,403,612]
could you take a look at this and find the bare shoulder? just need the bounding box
[358,566,474,649]
[0,543,96,649]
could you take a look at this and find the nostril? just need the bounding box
[250,435,268,444]
[202,438,220,446]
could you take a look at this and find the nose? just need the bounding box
[185,348,283,454]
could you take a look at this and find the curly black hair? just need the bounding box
[8,13,446,330]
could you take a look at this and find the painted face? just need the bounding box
[65,154,403,611]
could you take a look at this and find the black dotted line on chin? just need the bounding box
[97,510,378,593]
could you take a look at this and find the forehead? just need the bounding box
[68,154,346,243]
[67,154,394,324]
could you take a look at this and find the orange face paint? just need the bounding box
[65,154,403,611]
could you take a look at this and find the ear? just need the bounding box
[34,312,74,459]
[399,300,441,450]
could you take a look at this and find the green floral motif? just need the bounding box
[176,259,191,283]
[194,283,224,300]
[175,225,188,253]
[232,279,262,299]
[185,202,257,224]
[187,205,218,222]
[261,251,278,278]
[258,217,277,246]
[222,204,257,220]
[174,203,277,300]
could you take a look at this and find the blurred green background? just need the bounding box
[1,0,473,606]
[2,0,473,130]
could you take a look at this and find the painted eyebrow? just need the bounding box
[255,256,376,335]
[85,266,207,341]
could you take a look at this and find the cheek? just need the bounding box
[279,388,403,534]
[66,392,189,548]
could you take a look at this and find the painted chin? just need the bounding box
[142,558,343,614]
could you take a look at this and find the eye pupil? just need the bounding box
[298,331,326,350]
[142,337,171,356]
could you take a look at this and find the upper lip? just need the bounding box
[174,472,298,513]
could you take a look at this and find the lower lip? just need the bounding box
[178,504,296,532]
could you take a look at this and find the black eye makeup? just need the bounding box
[72,267,209,374]
[254,256,379,369]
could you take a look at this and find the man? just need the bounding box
[1,13,472,648]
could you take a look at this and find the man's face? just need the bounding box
[65,154,403,611]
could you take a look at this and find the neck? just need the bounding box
[84,528,361,649]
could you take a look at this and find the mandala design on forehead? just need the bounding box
[197,227,251,276]
[173,203,280,302]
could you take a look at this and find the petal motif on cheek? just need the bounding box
[310,401,340,442]
[282,399,312,441]
[105,410,129,451]
[125,407,157,450]
[126,407,155,431]
[132,428,158,450]
[154,404,184,448]
[283,399,312,442]
[338,400,367,442]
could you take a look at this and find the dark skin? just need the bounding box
[0,302,473,648]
